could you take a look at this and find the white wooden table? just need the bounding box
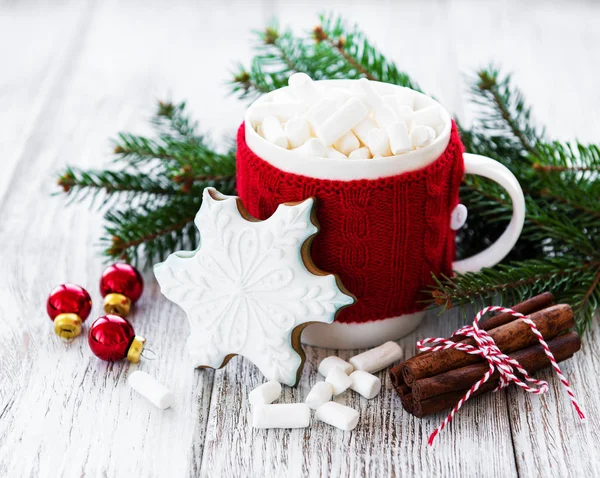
[1,1,599,476]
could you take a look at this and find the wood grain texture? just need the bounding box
[0,0,599,477]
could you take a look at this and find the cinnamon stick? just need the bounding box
[478,292,554,330]
[402,304,574,385]
[410,332,581,401]
[388,293,555,389]
[409,346,578,418]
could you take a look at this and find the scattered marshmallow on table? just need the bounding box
[349,370,382,399]
[249,380,282,406]
[305,382,334,410]
[349,341,404,374]
[128,370,174,409]
[252,403,311,429]
[318,356,354,376]
[326,367,353,395]
[316,401,360,431]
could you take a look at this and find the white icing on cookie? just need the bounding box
[154,187,354,386]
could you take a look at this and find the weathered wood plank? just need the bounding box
[0,1,93,202]
[199,306,518,478]
[1,0,599,476]
[0,0,269,475]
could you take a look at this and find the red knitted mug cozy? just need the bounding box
[236,121,465,324]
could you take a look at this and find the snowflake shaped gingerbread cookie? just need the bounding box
[154,187,355,386]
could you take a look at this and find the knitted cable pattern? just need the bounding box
[236,122,465,324]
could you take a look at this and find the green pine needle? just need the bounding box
[54,15,600,332]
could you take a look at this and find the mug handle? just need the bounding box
[452,153,526,273]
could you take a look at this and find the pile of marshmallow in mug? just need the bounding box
[250,74,444,159]
[250,341,403,431]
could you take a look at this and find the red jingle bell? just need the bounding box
[99,263,144,317]
[88,315,146,363]
[46,283,92,341]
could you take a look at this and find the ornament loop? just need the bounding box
[141,348,157,361]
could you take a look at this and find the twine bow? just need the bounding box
[417,306,585,446]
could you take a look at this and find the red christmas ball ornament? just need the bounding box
[88,315,146,363]
[46,283,92,341]
[99,263,144,317]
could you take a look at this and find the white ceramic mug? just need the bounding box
[238,80,526,349]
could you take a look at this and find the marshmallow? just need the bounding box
[396,88,415,109]
[250,101,307,124]
[252,403,311,429]
[262,116,289,149]
[328,88,353,108]
[305,97,337,129]
[326,367,353,395]
[388,122,411,154]
[248,380,282,406]
[293,138,327,157]
[326,147,347,159]
[316,98,369,145]
[128,371,174,409]
[349,341,403,373]
[410,125,436,148]
[316,401,359,431]
[284,117,311,148]
[353,78,384,110]
[318,356,354,376]
[395,105,414,122]
[305,382,334,410]
[288,73,321,104]
[450,203,468,230]
[412,105,443,127]
[349,370,381,399]
[367,128,392,157]
[374,104,398,130]
[348,147,372,160]
[272,89,295,103]
[352,117,378,145]
[334,131,360,156]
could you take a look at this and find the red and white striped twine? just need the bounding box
[417,306,585,446]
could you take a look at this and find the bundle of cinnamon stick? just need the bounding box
[390,293,582,417]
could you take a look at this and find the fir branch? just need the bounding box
[152,100,199,140]
[532,141,600,173]
[103,194,198,266]
[533,164,600,173]
[103,174,237,266]
[472,66,544,158]
[230,23,311,98]
[315,13,420,90]
[430,258,600,331]
[57,167,176,196]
